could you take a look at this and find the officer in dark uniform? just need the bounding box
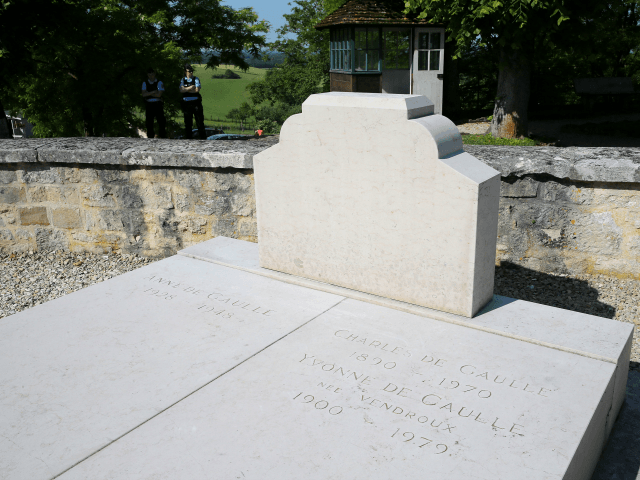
[179,65,206,139]
[141,68,166,138]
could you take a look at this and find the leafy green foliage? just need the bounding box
[253,103,302,124]
[255,119,281,134]
[530,0,639,110]
[247,0,329,125]
[226,102,255,122]
[324,0,348,14]
[0,0,268,137]
[406,0,570,59]
[407,0,639,136]
[457,41,499,112]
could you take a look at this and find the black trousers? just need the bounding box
[182,100,206,139]
[145,101,166,138]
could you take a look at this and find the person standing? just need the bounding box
[141,68,166,138]
[179,64,206,139]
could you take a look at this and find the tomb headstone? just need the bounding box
[254,93,500,318]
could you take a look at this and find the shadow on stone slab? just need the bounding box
[495,262,616,319]
[592,369,640,479]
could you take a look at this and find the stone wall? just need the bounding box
[466,146,640,279]
[1,138,640,280]
[0,138,276,257]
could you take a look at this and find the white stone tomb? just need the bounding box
[0,93,633,480]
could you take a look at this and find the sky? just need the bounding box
[221,0,297,43]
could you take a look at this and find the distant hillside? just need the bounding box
[201,51,285,69]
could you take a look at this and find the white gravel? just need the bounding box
[0,250,157,316]
[1,250,638,361]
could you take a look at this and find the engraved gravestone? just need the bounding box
[254,93,501,317]
[0,93,633,480]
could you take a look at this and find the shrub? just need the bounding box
[211,69,241,79]
[255,119,280,134]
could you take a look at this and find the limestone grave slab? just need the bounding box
[58,298,623,480]
[0,255,343,480]
[254,92,501,317]
[181,236,633,434]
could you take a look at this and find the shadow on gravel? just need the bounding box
[494,262,616,319]
[592,367,640,480]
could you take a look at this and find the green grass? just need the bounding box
[462,134,538,146]
[170,64,267,125]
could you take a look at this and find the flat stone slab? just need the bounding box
[59,299,620,480]
[181,237,633,436]
[0,237,633,479]
[0,255,342,479]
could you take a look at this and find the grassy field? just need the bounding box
[169,64,267,129]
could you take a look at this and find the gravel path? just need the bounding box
[1,250,638,362]
[0,250,157,316]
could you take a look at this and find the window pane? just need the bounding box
[418,32,428,50]
[397,50,410,69]
[367,49,379,71]
[429,50,440,70]
[338,50,342,70]
[344,50,350,71]
[430,32,441,50]
[383,30,396,50]
[397,30,410,69]
[382,31,395,69]
[355,29,366,50]
[418,51,428,70]
[398,30,410,53]
[354,50,365,71]
[383,47,396,69]
[368,28,379,49]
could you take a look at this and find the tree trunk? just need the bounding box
[0,97,12,139]
[491,47,531,138]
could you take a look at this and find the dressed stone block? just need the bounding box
[254,93,500,317]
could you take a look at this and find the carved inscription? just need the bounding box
[292,392,343,415]
[289,326,561,456]
[141,274,276,318]
[390,428,448,454]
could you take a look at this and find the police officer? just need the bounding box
[179,64,206,139]
[141,68,166,138]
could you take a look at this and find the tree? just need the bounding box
[247,0,329,122]
[226,102,253,122]
[324,0,348,14]
[0,0,268,137]
[406,0,638,137]
[404,0,569,137]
